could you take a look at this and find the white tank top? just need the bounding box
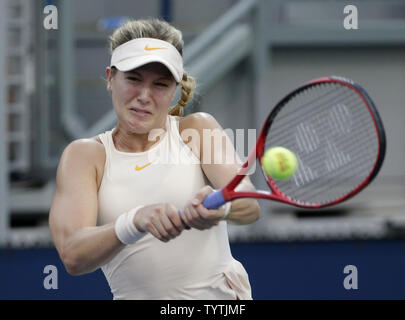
[97,115,252,300]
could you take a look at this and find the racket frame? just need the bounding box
[218,76,386,209]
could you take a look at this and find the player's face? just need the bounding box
[107,63,177,134]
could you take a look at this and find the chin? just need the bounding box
[127,118,151,134]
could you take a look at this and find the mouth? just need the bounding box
[129,107,152,116]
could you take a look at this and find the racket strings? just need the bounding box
[270,90,362,147]
[284,116,376,202]
[291,146,377,201]
[273,101,378,169]
[265,82,380,205]
[273,99,373,150]
[278,127,376,187]
[272,84,355,130]
[270,94,375,167]
[275,83,348,121]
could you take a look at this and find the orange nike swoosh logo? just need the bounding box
[135,162,153,171]
[144,45,166,51]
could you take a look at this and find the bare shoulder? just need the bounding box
[61,137,104,161]
[178,112,222,133]
[177,112,224,162]
[57,137,106,189]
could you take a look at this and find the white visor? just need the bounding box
[110,38,183,83]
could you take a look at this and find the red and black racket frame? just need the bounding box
[219,76,386,209]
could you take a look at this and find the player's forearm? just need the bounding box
[60,223,125,276]
[226,198,261,225]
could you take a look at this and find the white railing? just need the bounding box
[0,0,9,246]
[6,0,33,172]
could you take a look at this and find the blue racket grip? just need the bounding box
[202,189,226,209]
[178,190,226,229]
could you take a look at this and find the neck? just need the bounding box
[113,119,167,153]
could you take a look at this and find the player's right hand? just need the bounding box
[133,203,184,242]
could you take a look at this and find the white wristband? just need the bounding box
[221,202,232,220]
[115,206,146,245]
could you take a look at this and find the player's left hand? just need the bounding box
[181,186,227,230]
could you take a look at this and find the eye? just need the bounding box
[155,82,169,87]
[127,77,140,82]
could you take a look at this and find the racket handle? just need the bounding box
[202,189,226,209]
[178,190,226,229]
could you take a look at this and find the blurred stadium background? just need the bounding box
[1,0,405,299]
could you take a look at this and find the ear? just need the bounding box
[106,67,112,91]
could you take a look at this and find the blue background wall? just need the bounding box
[1,240,404,300]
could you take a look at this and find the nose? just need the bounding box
[136,85,152,106]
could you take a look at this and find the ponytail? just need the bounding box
[168,71,196,116]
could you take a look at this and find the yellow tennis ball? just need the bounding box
[262,147,298,180]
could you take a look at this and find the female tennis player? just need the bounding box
[49,18,260,300]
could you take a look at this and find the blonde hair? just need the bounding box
[109,18,195,116]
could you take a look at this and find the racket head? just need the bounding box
[254,76,386,208]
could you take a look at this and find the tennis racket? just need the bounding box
[196,75,386,210]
